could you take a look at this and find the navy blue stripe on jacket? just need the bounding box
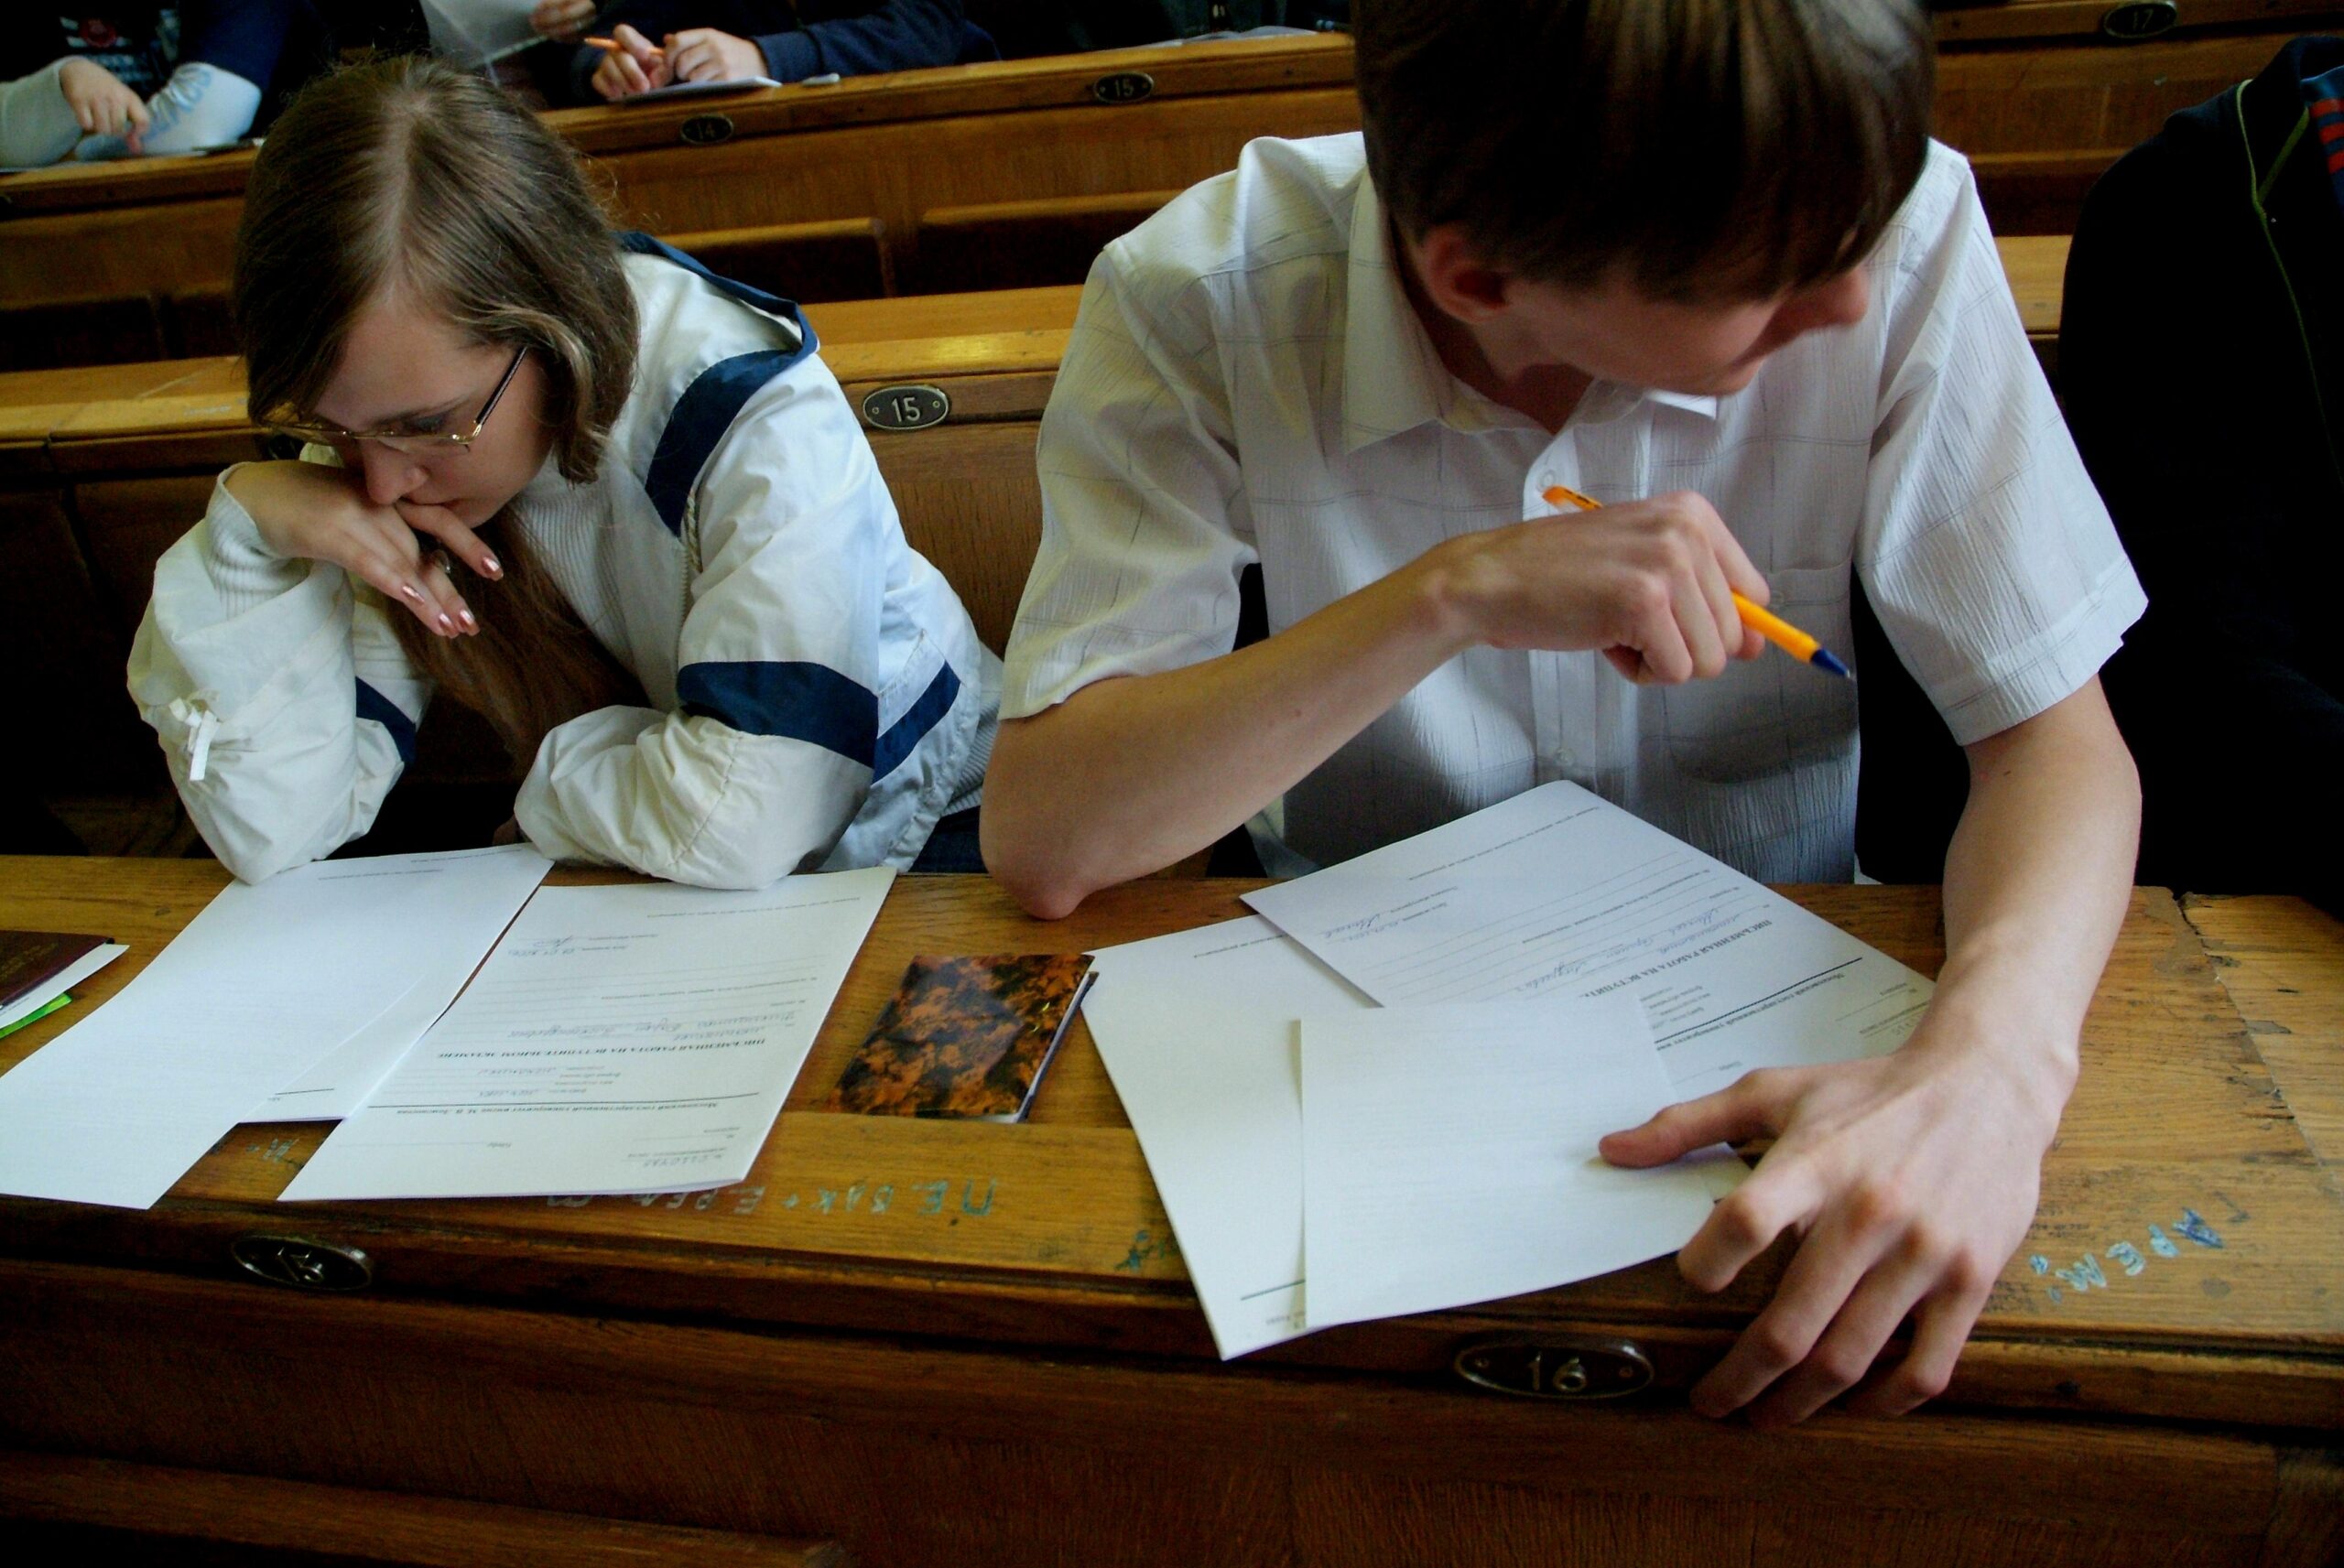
[354,678,418,766]
[678,660,961,782]
[618,232,821,535]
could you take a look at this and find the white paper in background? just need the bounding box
[1246,782,1934,1097]
[0,847,555,1209]
[0,943,126,1031]
[1083,916,1373,1358]
[281,869,894,1203]
[1298,993,1730,1331]
[610,75,784,103]
[419,0,543,68]
[259,847,555,1120]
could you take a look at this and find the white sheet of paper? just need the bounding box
[613,76,784,103]
[259,848,555,1120]
[0,847,555,1209]
[1298,993,1725,1330]
[1083,916,1373,1358]
[1246,782,1932,1095]
[0,942,126,1031]
[418,0,541,67]
[281,869,893,1202]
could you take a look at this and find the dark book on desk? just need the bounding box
[826,953,1096,1121]
[0,930,109,1011]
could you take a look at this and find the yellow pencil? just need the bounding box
[1540,483,1850,678]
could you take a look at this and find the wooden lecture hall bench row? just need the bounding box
[0,239,2068,801]
[1,864,2340,1563]
[1,5,2339,367]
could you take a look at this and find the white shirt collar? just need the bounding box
[1340,174,1718,453]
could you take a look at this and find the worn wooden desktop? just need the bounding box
[0,860,2339,1564]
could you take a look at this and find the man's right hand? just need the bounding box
[591,24,671,99]
[531,0,598,41]
[58,58,149,149]
[1416,490,1769,683]
[223,462,491,639]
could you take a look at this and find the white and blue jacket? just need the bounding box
[129,239,1000,888]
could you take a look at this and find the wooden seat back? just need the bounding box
[0,238,2065,803]
[0,14,2320,365]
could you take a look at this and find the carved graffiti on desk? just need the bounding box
[2028,1204,2233,1306]
[1116,1227,1181,1273]
[543,1175,1000,1220]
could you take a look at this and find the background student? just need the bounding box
[984,0,2145,1423]
[530,0,995,103]
[2061,35,2343,914]
[130,59,998,888]
[0,2,329,167]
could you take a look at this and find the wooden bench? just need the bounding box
[0,238,2067,812]
[0,10,2328,364]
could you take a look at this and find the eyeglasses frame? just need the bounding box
[266,344,529,454]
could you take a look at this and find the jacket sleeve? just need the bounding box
[513,358,909,889]
[126,469,429,882]
[759,1,971,80]
[0,60,83,168]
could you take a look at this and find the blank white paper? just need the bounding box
[1084,916,1372,1358]
[256,848,554,1120]
[1298,993,1726,1330]
[1247,782,1933,1097]
[281,869,893,1202]
[0,846,554,1209]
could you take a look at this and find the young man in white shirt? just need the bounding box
[986,0,2144,1423]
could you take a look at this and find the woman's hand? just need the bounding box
[530,0,597,42]
[58,58,149,149]
[664,28,765,84]
[590,24,671,99]
[223,461,497,638]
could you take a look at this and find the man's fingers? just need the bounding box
[1845,1275,1993,1419]
[1600,1072,1796,1167]
[1671,568,1730,679]
[125,93,151,130]
[671,39,714,81]
[1745,1249,1938,1427]
[1687,1206,1882,1418]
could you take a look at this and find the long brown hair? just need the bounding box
[1355,0,1933,300]
[234,57,645,767]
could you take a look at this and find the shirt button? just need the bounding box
[1536,469,1557,491]
[1552,750,1576,771]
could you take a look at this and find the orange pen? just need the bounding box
[1540,483,1850,678]
[583,35,666,60]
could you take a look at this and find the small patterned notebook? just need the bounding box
[826,954,1097,1121]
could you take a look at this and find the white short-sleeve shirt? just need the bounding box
[1003,134,2145,881]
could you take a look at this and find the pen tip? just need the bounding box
[1810,648,1851,678]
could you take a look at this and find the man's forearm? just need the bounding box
[1929,679,2141,1108]
[983,560,1471,917]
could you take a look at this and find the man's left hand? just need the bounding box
[664,28,766,83]
[1600,1026,2067,1424]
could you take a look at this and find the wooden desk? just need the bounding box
[2,861,2339,1564]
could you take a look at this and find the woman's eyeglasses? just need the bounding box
[266,345,528,454]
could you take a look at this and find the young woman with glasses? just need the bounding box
[129,56,999,887]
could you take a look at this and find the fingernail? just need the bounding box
[459,608,477,630]
[400,584,425,603]
[438,612,455,633]
[483,554,503,579]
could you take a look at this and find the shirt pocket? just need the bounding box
[1657,564,1858,783]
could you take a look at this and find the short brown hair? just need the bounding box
[235,55,635,483]
[232,59,646,769]
[1354,0,1934,299]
